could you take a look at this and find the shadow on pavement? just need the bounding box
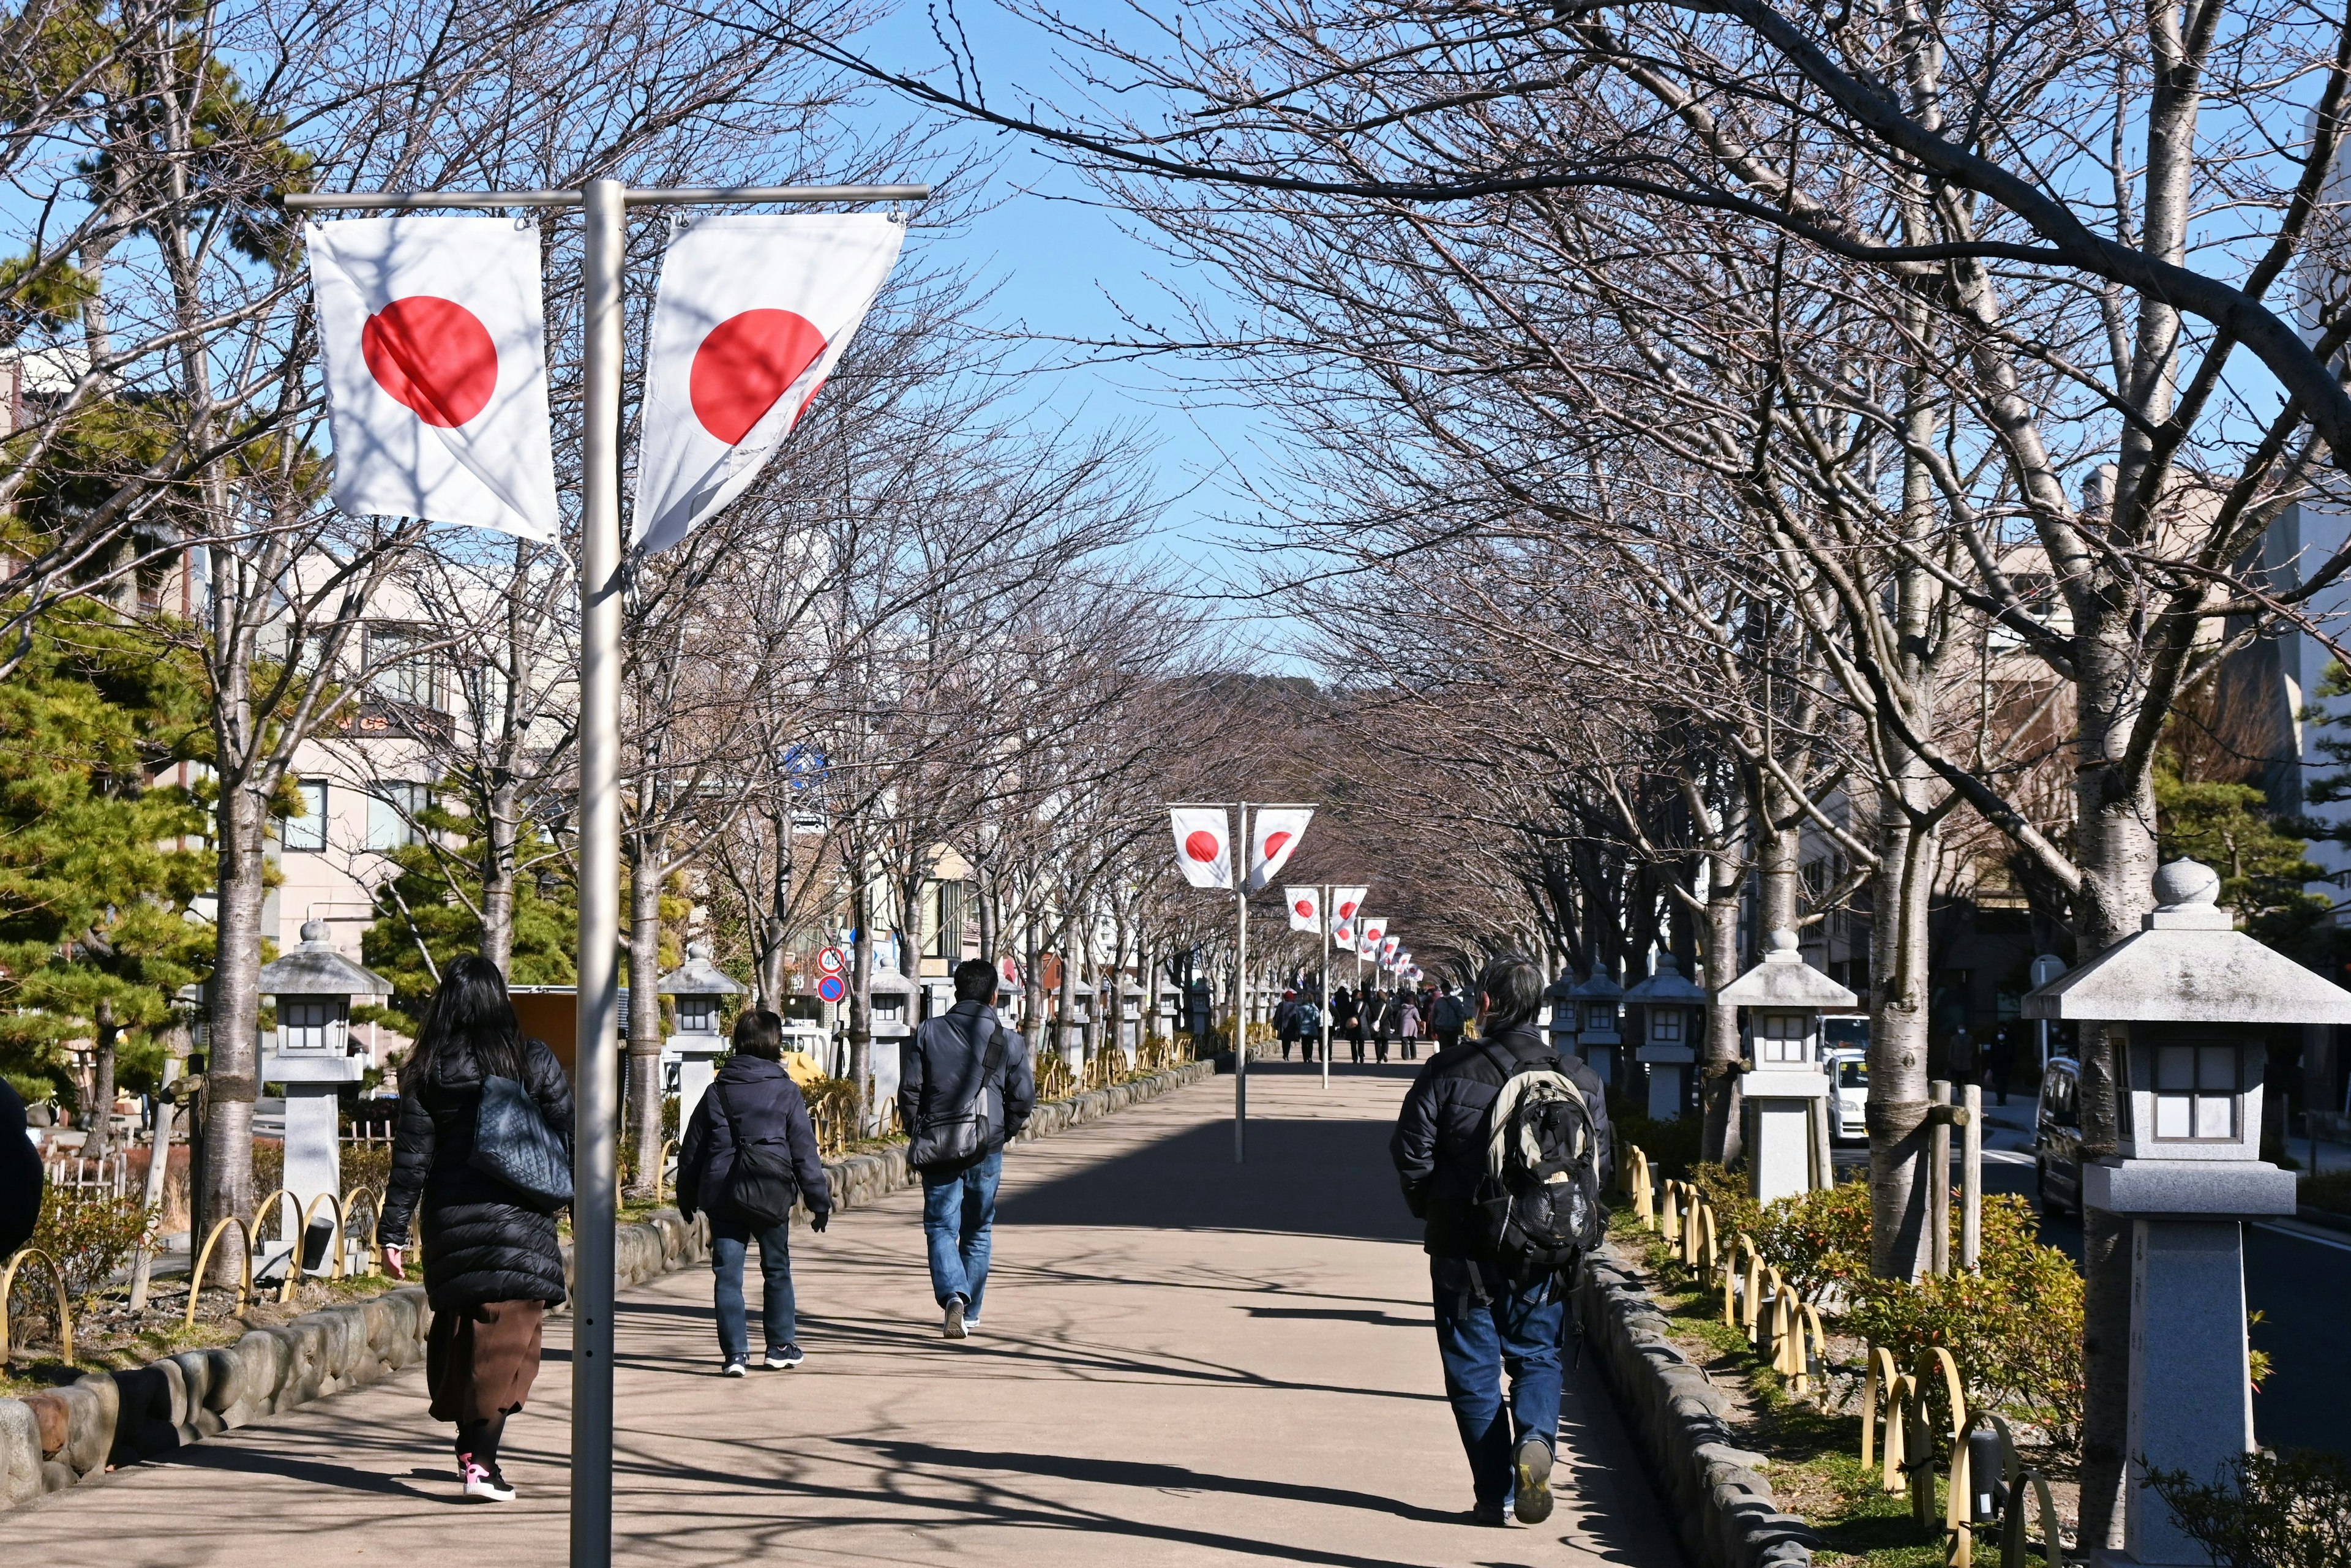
[997,1105,1421,1243]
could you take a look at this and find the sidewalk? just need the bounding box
[8,1065,1684,1566]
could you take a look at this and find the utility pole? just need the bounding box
[1233,802,1250,1163]
[285,176,926,1568]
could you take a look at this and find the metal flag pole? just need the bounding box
[286,175,926,1568]
[1232,802,1250,1163]
[1319,885,1331,1092]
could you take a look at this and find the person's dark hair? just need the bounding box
[732,1008,783,1060]
[953,958,998,1003]
[1477,955,1547,1032]
[407,955,530,1084]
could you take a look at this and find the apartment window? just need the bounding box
[366,626,440,710]
[367,782,429,850]
[283,780,329,852]
[927,880,967,958]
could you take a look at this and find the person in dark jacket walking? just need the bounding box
[379,956,574,1504]
[676,1008,832,1375]
[1368,988,1396,1063]
[898,958,1035,1339]
[1429,981,1474,1051]
[0,1078,43,1259]
[1391,955,1612,1528]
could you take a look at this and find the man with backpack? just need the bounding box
[899,958,1037,1339]
[676,1009,833,1377]
[1429,981,1474,1051]
[1390,955,1611,1527]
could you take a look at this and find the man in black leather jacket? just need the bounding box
[898,958,1035,1340]
[1391,955,1611,1528]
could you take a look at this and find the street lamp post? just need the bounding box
[284,175,926,1568]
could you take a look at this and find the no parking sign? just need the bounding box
[816,973,846,1003]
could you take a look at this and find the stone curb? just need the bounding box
[1574,1244,1817,1568]
[1,1057,1215,1512]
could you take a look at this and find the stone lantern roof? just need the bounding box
[863,964,919,997]
[1718,931,1858,1011]
[1543,969,1578,1005]
[2022,860,2351,1025]
[1622,951,1704,1007]
[257,919,393,998]
[657,939,745,998]
[1570,966,1623,1004]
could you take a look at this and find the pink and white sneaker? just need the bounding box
[460,1455,516,1502]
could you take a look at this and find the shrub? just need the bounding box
[1753,1172,1873,1299]
[23,1189,154,1303]
[2145,1449,2351,1568]
[1612,1092,1702,1178]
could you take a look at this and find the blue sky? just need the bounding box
[841,2,1294,660]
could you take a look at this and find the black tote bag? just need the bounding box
[470,1073,574,1210]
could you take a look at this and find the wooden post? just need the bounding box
[1929,1079,1952,1277]
[1962,1082,1982,1272]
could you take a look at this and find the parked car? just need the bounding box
[2035,1056,2085,1215]
[1823,1048,1868,1141]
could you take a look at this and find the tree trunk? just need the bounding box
[624,838,665,1200]
[480,777,520,974]
[1865,780,1936,1280]
[2071,628,2162,1549]
[203,775,268,1280]
[850,872,873,1128]
[84,1000,120,1163]
[1700,880,1745,1166]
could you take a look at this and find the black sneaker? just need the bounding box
[462,1456,516,1502]
[763,1345,804,1370]
[1470,1501,1510,1526]
[1513,1435,1554,1525]
[721,1358,747,1378]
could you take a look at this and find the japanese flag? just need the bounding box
[633,215,904,553]
[1332,917,1356,950]
[1245,806,1313,891]
[307,218,560,539]
[1285,887,1322,933]
[1382,935,1402,964]
[1170,808,1233,890]
[1332,886,1368,927]
[1360,915,1387,951]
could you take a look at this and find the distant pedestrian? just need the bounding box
[1275,990,1302,1060]
[1391,955,1612,1528]
[1296,994,1324,1063]
[900,959,1037,1339]
[379,956,574,1504]
[1989,1027,2019,1106]
[1370,988,1396,1063]
[677,1009,833,1376]
[1398,996,1423,1062]
[1333,986,1364,1064]
[1948,1029,1979,1092]
[1431,982,1473,1051]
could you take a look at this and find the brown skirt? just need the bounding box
[426,1300,546,1424]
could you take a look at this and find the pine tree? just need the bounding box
[360,800,577,1032]
[0,604,211,1105]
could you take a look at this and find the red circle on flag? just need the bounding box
[1184,830,1222,863]
[1338,899,1358,918]
[1262,831,1292,860]
[1293,899,1313,918]
[361,296,497,427]
[691,309,827,445]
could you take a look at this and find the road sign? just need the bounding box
[817,945,846,977]
[816,973,846,1003]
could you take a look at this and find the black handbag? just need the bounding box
[718,1084,799,1228]
[470,1073,573,1210]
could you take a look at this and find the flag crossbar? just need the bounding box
[283,183,930,211]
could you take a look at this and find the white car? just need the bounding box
[1822,1048,1867,1141]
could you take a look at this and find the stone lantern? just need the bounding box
[1573,966,1625,1087]
[658,939,744,1135]
[1624,953,1705,1120]
[1719,930,1856,1202]
[258,920,392,1224]
[2023,860,2351,1568]
[1544,970,1580,1059]
[865,966,920,1109]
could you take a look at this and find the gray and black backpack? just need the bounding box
[1469,1045,1608,1277]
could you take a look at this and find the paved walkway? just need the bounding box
[12,1065,1682,1566]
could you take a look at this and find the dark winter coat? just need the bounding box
[0,1079,41,1259]
[675,1055,831,1223]
[898,1001,1036,1176]
[1389,1023,1611,1262]
[378,1037,574,1312]
[1430,993,1474,1034]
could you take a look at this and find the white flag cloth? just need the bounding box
[1332,918,1356,950]
[633,215,904,553]
[1245,806,1313,891]
[1360,916,1387,951]
[1382,936,1402,964]
[1284,887,1323,933]
[1332,886,1368,927]
[1170,808,1233,890]
[307,217,560,539]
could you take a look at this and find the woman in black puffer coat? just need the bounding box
[379,956,572,1503]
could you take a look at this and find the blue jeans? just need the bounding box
[921,1148,1001,1316]
[1431,1259,1564,1506]
[710,1212,798,1360]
